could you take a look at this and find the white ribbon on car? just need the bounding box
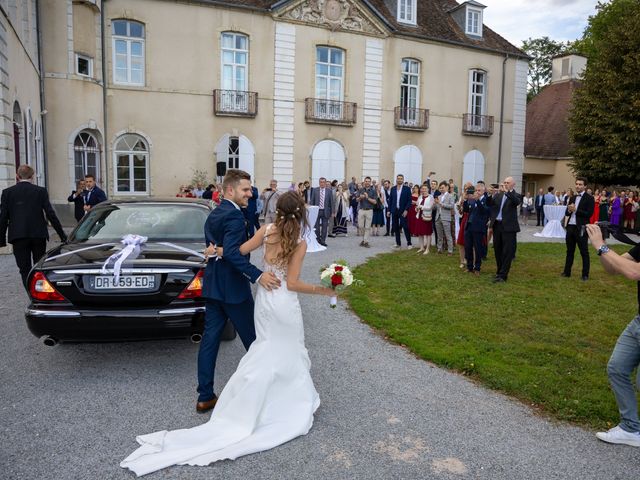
[101,235,148,282]
[45,242,117,262]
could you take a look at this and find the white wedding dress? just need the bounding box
[121,229,320,476]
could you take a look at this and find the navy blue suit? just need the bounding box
[198,199,263,402]
[84,186,106,208]
[389,185,412,246]
[464,194,490,272]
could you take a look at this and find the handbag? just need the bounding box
[418,196,433,221]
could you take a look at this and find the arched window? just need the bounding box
[112,19,145,85]
[311,140,345,187]
[74,131,100,182]
[114,134,149,194]
[393,145,423,186]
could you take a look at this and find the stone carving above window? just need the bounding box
[277,0,387,36]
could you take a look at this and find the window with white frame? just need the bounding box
[315,46,344,118]
[112,19,145,86]
[74,131,101,182]
[76,53,93,77]
[400,58,420,124]
[466,7,482,36]
[114,134,149,194]
[468,69,487,128]
[397,0,417,25]
[220,32,249,111]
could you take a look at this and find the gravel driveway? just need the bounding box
[0,224,637,479]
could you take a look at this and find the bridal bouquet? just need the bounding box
[320,261,356,308]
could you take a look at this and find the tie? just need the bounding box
[320,189,325,209]
[497,193,507,221]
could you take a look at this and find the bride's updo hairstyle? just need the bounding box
[273,191,309,266]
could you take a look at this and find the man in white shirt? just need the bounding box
[561,177,595,281]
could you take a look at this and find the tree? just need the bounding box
[521,37,567,101]
[568,0,640,185]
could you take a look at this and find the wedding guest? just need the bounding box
[599,189,610,221]
[408,185,421,240]
[310,177,334,247]
[435,181,454,255]
[464,183,490,276]
[561,177,595,281]
[348,176,358,196]
[564,189,574,206]
[243,182,260,237]
[302,180,311,204]
[67,179,86,222]
[414,184,434,254]
[350,182,360,231]
[355,176,378,248]
[83,174,107,212]
[371,183,385,236]
[176,185,195,198]
[555,190,563,205]
[260,180,281,224]
[590,189,601,224]
[488,177,521,283]
[383,179,392,236]
[193,183,205,198]
[389,174,412,249]
[332,184,349,237]
[202,184,215,200]
[610,190,622,231]
[534,188,545,226]
[449,178,458,197]
[623,192,636,232]
[212,184,223,205]
[456,182,472,268]
[521,192,533,226]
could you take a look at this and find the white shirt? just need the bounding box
[396,186,402,209]
[568,193,583,225]
[227,198,241,211]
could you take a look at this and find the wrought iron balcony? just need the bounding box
[304,98,357,126]
[462,113,494,136]
[394,107,429,131]
[213,89,258,117]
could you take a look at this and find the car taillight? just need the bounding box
[177,270,204,299]
[29,272,66,301]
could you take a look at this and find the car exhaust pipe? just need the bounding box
[190,333,202,344]
[41,336,58,347]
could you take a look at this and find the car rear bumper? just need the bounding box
[25,305,205,342]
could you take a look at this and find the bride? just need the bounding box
[121,191,336,476]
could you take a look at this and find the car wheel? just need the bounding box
[221,318,236,341]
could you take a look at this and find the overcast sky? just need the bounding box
[480,0,599,47]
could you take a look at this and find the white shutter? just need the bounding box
[312,140,345,186]
[394,145,423,186]
[462,149,485,185]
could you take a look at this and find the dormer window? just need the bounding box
[466,7,482,36]
[397,0,417,25]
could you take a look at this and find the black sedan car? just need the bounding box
[25,199,230,345]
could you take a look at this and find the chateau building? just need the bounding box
[7,0,528,213]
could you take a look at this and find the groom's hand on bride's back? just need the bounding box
[258,271,281,291]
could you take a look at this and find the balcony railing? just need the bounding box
[462,113,494,136]
[304,98,357,126]
[213,89,258,117]
[394,107,429,131]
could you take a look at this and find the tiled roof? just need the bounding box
[524,80,581,158]
[194,0,527,58]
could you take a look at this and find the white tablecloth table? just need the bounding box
[534,205,566,238]
[303,205,326,253]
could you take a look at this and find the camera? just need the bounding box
[581,221,611,239]
[465,186,476,195]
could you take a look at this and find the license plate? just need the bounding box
[92,275,155,290]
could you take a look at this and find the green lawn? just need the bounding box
[346,243,638,429]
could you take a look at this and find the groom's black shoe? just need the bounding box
[196,395,218,413]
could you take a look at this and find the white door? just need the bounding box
[393,145,423,186]
[238,135,255,180]
[462,149,485,185]
[311,140,345,186]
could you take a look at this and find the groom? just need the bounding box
[197,169,281,413]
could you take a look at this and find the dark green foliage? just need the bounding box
[521,37,569,102]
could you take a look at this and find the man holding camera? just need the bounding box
[586,223,640,447]
[463,182,490,275]
[562,177,594,281]
[488,177,521,283]
[357,176,378,248]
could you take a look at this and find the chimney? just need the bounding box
[551,54,587,83]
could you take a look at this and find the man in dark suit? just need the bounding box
[82,174,107,213]
[464,182,490,275]
[488,176,521,283]
[534,187,545,226]
[0,165,67,289]
[562,177,595,281]
[67,179,86,222]
[197,169,281,413]
[388,174,412,249]
[310,177,334,246]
